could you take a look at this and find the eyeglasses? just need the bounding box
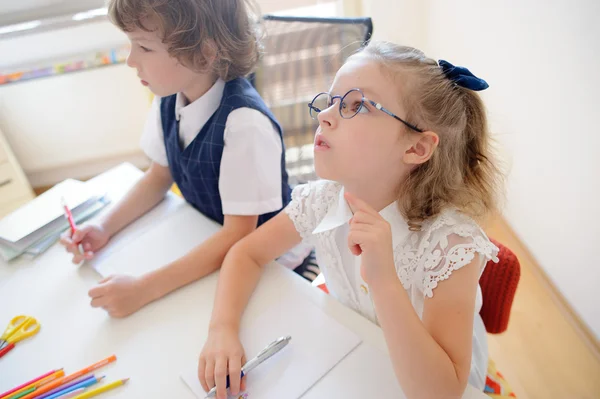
[307,88,423,133]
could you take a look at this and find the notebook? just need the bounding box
[180,295,362,399]
[0,180,110,261]
[0,179,92,243]
[23,197,110,256]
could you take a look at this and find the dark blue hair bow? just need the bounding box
[438,60,489,91]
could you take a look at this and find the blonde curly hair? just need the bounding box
[354,41,503,230]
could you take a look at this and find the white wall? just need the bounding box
[0,0,104,26]
[0,21,151,186]
[0,21,127,69]
[361,0,600,339]
[0,64,151,185]
[361,0,426,49]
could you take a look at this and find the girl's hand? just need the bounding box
[345,192,397,287]
[198,325,247,399]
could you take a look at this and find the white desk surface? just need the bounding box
[0,163,487,399]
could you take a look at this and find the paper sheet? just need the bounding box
[180,295,362,399]
[301,341,405,398]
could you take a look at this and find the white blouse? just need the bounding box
[284,180,498,390]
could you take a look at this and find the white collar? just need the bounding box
[312,186,411,248]
[174,78,225,126]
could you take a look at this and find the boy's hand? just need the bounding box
[345,192,397,288]
[88,275,153,318]
[199,325,247,399]
[60,223,110,264]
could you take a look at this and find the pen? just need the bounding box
[61,197,85,255]
[205,335,291,398]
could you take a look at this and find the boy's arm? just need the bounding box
[88,212,258,317]
[100,162,174,236]
[141,214,259,302]
[88,213,260,318]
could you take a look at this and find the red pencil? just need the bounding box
[61,197,78,234]
[0,369,57,399]
[61,197,84,254]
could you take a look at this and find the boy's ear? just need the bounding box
[201,39,218,69]
[402,131,439,165]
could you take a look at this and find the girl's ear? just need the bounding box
[402,131,439,165]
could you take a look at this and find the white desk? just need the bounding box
[0,164,487,399]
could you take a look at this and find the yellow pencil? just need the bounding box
[70,379,128,399]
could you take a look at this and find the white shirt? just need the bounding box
[140,78,284,216]
[284,180,499,390]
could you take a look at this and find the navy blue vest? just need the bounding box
[160,78,291,226]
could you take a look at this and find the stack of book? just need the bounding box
[0,179,110,261]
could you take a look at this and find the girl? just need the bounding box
[198,41,501,399]
[60,0,299,318]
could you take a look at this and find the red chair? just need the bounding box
[479,239,520,334]
[315,238,521,334]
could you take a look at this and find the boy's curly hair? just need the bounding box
[108,0,262,81]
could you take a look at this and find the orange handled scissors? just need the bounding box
[0,315,40,358]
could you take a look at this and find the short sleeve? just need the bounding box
[420,214,499,298]
[284,180,340,243]
[139,97,169,166]
[219,108,283,215]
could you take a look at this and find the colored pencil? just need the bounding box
[43,376,102,399]
[0,369,56,399]
[20,355,116,399]
[9,387,35,399]
[4,371,65,399]
[54,389,84,399]
[35,376,94,399]
[71,379,128,399]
